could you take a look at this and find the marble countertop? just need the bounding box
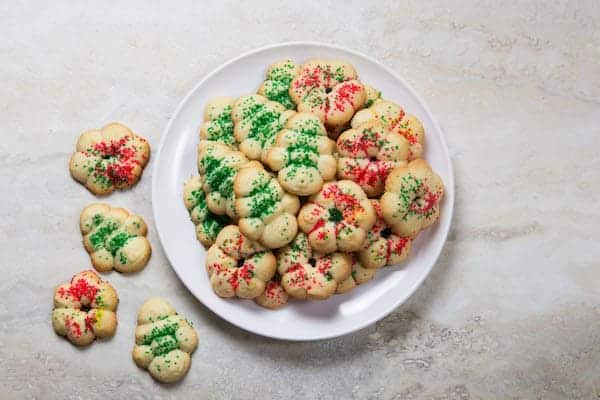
[2,1,599,399]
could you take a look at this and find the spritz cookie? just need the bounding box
[69,122,150,195]
[264,112,336,196]
[258,59,300,110]
[297,180,375,253]
[132,298,198,383]
[206,225,276,299]
[335,255,377,294]
[52,270,118,346]
[199,96,236,147]
[183,176,229,247]
[254,276,288,309]
[290,59,366,132]
[381,159,444,238]
[234,164,299,248]
[80,203,151,273]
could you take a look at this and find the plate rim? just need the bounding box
[152,41,455,341]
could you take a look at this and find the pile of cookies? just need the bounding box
[58,123,198,383]
[185,59,445,309]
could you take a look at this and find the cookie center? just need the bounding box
[381,227,392,239]
[325,87,333,94]
[237,259,246,268]
[328,207,343,222]
[308,258,316,267]
[80,304,91,313]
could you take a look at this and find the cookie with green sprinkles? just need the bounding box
[297,180,376,254]
[363,84,382,109]
[381,159,444,238]
[234,164,300,249]
[199,96,236,147]
[289,59,366,132]
[277,233,351,300]
[69,122,150,195]
[335,255,377,294]
[351,99,425,160]
[231,94,296,161]
[206,225,276,299]
[80,203,152,273]
[257,59,300,110]
[133,298,198,383]
[52,270,118,347]
[336,120,410,197]
[183,175,229,247]
[264,112,337,196]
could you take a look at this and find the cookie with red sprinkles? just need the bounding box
[254,276,288,309]
[69,122,150,195]
[52,270,118,346]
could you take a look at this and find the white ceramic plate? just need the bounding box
[153,42,454,341]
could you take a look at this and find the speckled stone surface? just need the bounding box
[1,1,599,399]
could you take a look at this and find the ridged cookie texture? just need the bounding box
[264,112,337,196]
[381,159,444,238]
[199,97,236,147]
[352,99,425,160]
[297,180,376,254]
[132,298,198,384]
[183,176,229,247]
[277,233,351,300]
[258,59,300,110]
[233,164,299,249]
[290,59,366,132]
[335,255,377,294]
[80,203,152,273]
[69,122,150,195]
[206,225,276,299]
[52,270,118,346]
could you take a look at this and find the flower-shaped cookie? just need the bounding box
[358,200,412,269]
[289,59,366,131]
[264,113,337,196]
[69,123,150,195]
[206,225,276,299]
[183,176,229,247]
[197,141,255,218]
[254,276,289,309]
[258,59,299,110]
[352,99,425,160]
[80,203,152,273]
[232,94,296,161]
[234,165,299,249]
[199,96,236,147]
[297,180,376,253]
[381,159,444,238]
[336,120,410,197]
[132,298,198,383]
[336,255,377,294]
[277,233,351,300]
[52,270,118,346]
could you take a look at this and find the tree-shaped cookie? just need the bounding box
[183,176,229,247]
[234,164,300,248]
[80,203,152,273]
[69,122,150,195]
[352,99,425,160]
[358,200,412,269]
[232,94,295,161]
[336,255,377,294]
[336,120,410,197]
[197,141,255,218]
[258,59,299,110]
[289,59,366,132]
[277,233,351,300]
[264,112,336,196]
[206,225,276,299]
[52,270,118,346]
[381,159,444,238]
[199,97,236,147]
[297,180,376,253]
[132,298,198,383]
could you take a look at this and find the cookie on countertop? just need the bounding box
[132,298,198,384]
[183,176,229,247]
[258,59,299,110]
[199,97,236,147]
[52,270,118,346]
[69,122,150,195]
[381,159,444,238]
[297,180,376,254]
[264,112,337,196]
[80,203,152,273]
